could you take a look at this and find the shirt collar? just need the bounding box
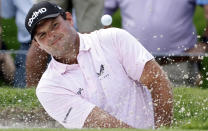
[79,33,91,51]
[50,33,91,74]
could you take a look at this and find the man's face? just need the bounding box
[34,13,77,57]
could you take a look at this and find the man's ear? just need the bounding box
[65,12,74,26]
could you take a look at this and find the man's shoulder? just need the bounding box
[81,28,127,40]
[88,28,128,43]
[79,28,132,53]
[95,27,126,35]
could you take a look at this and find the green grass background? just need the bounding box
[0,87,207,130]
[0,128,206,131]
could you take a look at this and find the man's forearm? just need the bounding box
[83,106,132,128]
[26,43,49,87]
[140,60,173,128]
[149,63,173,128]
[151,78,173,128]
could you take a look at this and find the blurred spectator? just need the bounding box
[26,0,104,87]
[0,25,15,84]
[72,0,104,33]
[35,0,71,11]
[104,0,208,86]
[1,0,33,87]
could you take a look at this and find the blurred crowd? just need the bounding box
[1,0,208,88]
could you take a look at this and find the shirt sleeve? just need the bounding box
[113,28,154,81]
[36,87,96,129]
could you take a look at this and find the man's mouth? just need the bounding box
[51,36,62,45]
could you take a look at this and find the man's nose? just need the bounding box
[48,30,56,38]
[47,31,57,41]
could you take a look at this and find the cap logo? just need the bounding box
[28,7,47,27]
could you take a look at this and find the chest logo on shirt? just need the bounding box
[77,88,84,95]
[97,64,110,80]
[97,64,105,77]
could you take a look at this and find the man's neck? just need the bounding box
[55,57,78,65]
[54,34,80,65]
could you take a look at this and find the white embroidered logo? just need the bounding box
[28,8,47,27]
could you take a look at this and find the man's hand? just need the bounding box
[83,106,132,128]
[26,41,49,87]
[0,53,15,83]
[140,60,173,128]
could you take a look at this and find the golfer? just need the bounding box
[25,1,173,129]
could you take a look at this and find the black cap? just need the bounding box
[25,1,65,39]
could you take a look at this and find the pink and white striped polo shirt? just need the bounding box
[36,28,154,129]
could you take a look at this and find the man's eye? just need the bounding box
[53,23,59,29]
[39,33,46,39]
